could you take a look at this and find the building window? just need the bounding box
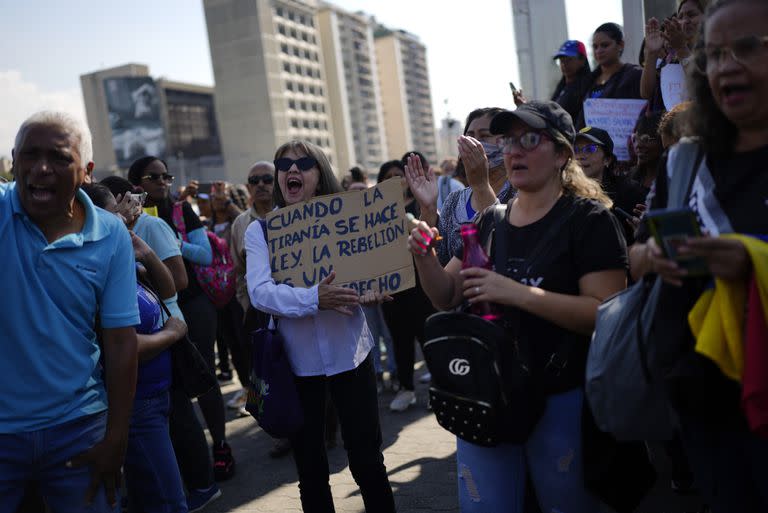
[288,99,296,109]
[278,24,286,35]
[304,49,311,59]
[291,119,298,128]
[300,101,307,110]
[299,14,306,25]
[297,83,305,93]
[320,104,326,113]
[301,32,308,42]
[318,86,324,96]
[286,81,293,91]
[311,103,318,112]
[290,28,297,38]
[313,120,320,129]
[281,43,289,54]
[311,34,317,44]
[295,65,302,75]
[293,46,300,57]
[303,120,310,128]
[288,11,294,21]
[283,62,291,72]
[308,85,315,95]
[276,6,284,16]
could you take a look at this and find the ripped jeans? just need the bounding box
[456,389,602,513]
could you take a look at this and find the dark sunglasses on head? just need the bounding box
[274,157,318,172]
[141,173,174,183]
[248,174,274,185]
[574,144,600,155]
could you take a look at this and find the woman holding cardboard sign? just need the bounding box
[244,140,396,513]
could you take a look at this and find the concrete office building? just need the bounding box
[511,0,569,102]
[436,115,462,163]
[203,0,337,181]
[374,27,438,165]
[317,3,387,173]
[81,64,224,181]
[80,63,151,173]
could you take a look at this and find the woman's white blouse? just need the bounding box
[245,220,373,377]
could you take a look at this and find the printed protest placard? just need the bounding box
[583,98,648,161]
[265,178,415,295]
[660,63,687,110]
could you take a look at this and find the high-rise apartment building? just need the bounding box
[374,27,438,165]
[316,3,387,173]
[204,0,336,181]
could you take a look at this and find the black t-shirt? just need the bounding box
[456,194,628,393]
[603,172,648,244]
[158,200,205,302]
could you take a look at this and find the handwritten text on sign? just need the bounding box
[660,63,687,111]
[265,178,415,294]
[583,98,648,162]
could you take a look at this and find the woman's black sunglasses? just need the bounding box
[274,157,318,172]
[248,174,274,185]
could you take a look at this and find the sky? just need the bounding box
[0,0,623,159]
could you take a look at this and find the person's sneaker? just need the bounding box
[389,390,417,412]
[213,442,235,481]
[187,485,222,513]
[418,371,432,384]
[268,438,292,458]
[226,388,247,409]
[217,370,233,383]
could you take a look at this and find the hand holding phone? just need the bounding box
[646,207,709,276]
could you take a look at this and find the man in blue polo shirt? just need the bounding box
[0,111,139,512]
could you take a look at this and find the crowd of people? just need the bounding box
[1,0,767,512]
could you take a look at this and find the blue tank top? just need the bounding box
[136,283,172,398]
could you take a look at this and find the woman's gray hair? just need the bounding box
[14,111,93,166]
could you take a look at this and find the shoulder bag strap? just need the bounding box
[667,141,704,208]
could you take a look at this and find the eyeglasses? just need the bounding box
[696,35,768,72]
[632,134,658,145]
[141,173,174,183]
[274,157,318,172]
[498,132,549,153]
[574,144,600,155]
[248,174,274,185]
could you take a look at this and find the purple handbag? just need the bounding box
[244,220,304,438]
[245,314,304,438]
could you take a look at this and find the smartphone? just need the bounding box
[646,207,709,276]
[130,192,147,207]
[509,82,518,94]
[196,182,213,195]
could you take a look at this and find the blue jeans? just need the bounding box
[0,411,117,513]
[125,391,187,513]
[457,389,601,513]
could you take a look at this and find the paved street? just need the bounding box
[202,361,707,513]
[208,361,457,513]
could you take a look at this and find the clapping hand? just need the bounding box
[404,153,438,211]
[318,271,360,316]
[458,135,490,189]
[645,18,666,58]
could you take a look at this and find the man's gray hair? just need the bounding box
[14,111,94,166]
[249,160,275,173]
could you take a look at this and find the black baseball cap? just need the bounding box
[575,126,614,157]
[489,101,576,143]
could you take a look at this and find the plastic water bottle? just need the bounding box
[460,223,501,322]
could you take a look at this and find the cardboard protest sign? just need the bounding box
[583,98,648,161]
[265,178,415,295]
[660,63,687,111]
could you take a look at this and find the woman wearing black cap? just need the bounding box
[574,127,648,243]
[576,23,643,128]
[408,101,627,512]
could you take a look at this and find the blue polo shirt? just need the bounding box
[0,182,140,433]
